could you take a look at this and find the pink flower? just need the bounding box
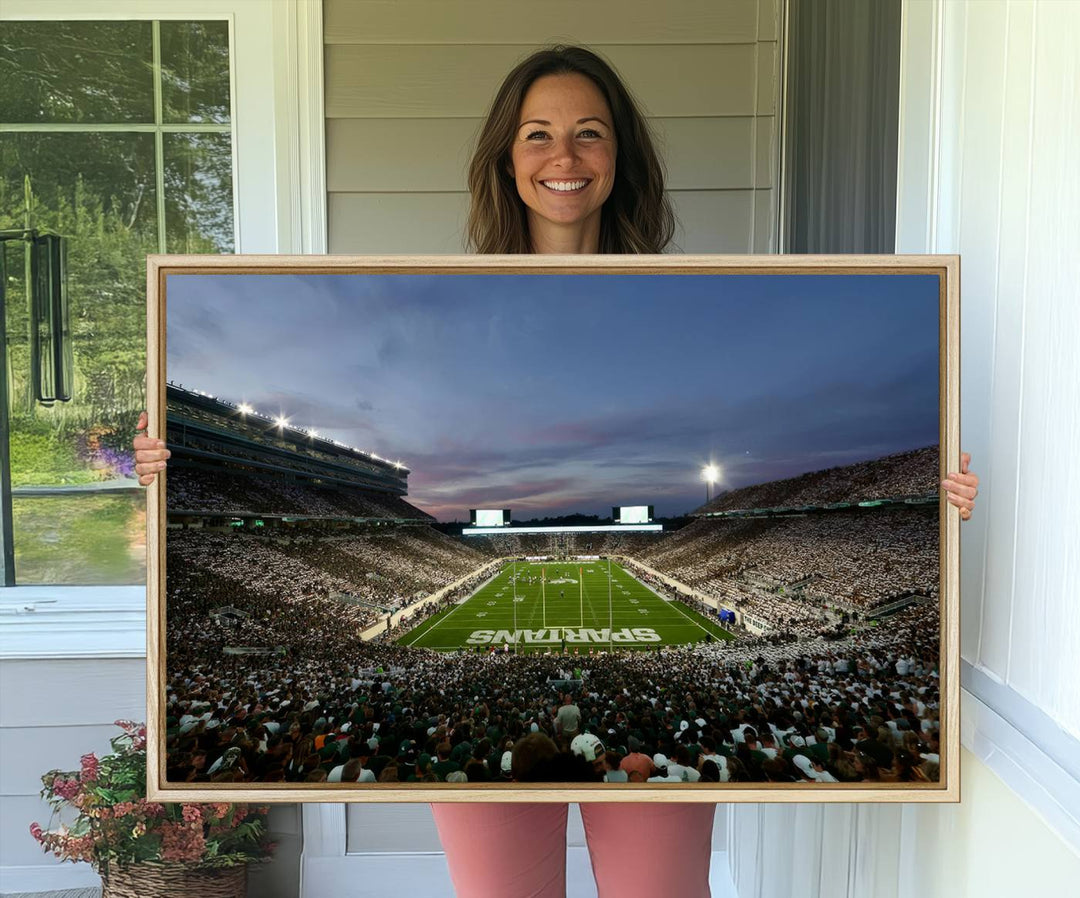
[80,753,99,782]
[160,821,206,863]
[181,805,202,824]
[137,798,165,817]
[62,834,95,863]
[29,822,43,842]
[52,777,80,801]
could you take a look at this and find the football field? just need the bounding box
[398,560,734,653]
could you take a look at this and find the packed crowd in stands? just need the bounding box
[699,446,939,513]
[167,524,485,639]
[373,566,499,641]
[164,444,943,787]
[639,509,937,612]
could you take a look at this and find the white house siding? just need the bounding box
[323,0,781,253]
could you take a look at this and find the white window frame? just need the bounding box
[0,0,326,659]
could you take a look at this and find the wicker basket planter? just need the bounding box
[101,862,247,898]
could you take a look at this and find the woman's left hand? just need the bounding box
[941,452,979,521]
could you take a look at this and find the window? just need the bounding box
[1,19,235,584]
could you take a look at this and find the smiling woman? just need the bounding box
[466,45,674,255]
[509,73,617,252]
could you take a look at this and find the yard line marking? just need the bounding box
[623,568,714,639]
[404,564,506,646]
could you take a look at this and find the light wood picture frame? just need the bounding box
[146,254,960,804]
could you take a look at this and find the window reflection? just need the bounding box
[1,20,234,585]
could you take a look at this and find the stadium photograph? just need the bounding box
[155,263,949,796]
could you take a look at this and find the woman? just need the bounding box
[465,45,672,255]
[135,44,979,898]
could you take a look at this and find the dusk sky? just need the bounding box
[168,273,940,521]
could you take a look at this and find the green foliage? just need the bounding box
[2,19,233,489]
[0,22,155,124]
[9,428,91,485]
[12,493,145,585]
[2,161,150,483]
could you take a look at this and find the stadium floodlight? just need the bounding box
[238,402,253,415]
[702,464,721,503]
[308,429,319,438]
[273,415,289,429]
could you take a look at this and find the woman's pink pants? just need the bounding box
[431,802,716,898]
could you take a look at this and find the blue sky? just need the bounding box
[168,272,940,521]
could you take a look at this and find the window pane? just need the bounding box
[160,20,232,124]
[0,22,154,124]
[164,133,235,253]
[12,494,145,585]
[0,132,158,236]
[2,132,156,585]
[1,20,235,586]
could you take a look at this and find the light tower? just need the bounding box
[702,464,720,503]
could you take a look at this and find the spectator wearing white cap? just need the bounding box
[647,754,683,783]
[570,732,606,777]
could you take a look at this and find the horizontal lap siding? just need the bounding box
[0,658,145,868]
[324,0,762,45]
[324,0,780,254]
[325,45,760,118]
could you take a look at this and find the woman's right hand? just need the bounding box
[133,411,170,486]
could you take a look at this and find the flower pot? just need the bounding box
[101,862,247,898]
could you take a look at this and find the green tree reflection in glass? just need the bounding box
[0,22,154,124]
[1,20,234,584]
[160,20,231,124]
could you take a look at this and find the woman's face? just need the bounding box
[509,73,616,241]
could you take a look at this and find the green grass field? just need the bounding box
[398,560,735,653]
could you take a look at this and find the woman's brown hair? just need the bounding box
[467,45,675,254]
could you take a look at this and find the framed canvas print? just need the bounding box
[145,254,960,803]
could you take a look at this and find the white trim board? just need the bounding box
[272,0,328,254]
[300,848,737,898]
[0,587,145,660]
[961,684,1080,855]
[0,863,101,896]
